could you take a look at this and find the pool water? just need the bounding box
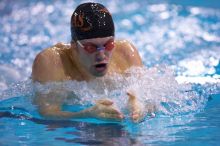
[0,0,220,146]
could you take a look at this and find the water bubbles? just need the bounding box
[0,0,219,121]
[46,5,54,14]
[120,19,133,30]
[149,4,168,12]
[20,122,26,126]
[31,2,45,16]
[0,82,7,91]
[176,48,220,79]
[122,2,140,13]
[159,12,170,19]
[0,64,22,92]
[201,32,220,42]
[189,7,201,15]
[31,66,206,117]
[0,1,219,89]
[132,14,145,25]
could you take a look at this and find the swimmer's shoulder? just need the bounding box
[114,39,138,55]
[114,39,143,67]
[33,42,71,65]
[32,42,71,82]
[35,42,71,58]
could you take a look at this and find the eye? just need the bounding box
[83,43,97,53]
[104,40,114,51]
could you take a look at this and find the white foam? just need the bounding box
[0,1,219,119]
[0,80,34,101]
[0,65,22,92]
[34,66,206,116]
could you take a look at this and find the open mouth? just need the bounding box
[94,63,107,72]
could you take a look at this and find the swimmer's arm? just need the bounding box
[37,103,92,119]
[34,92,90,119]
[38,100,123,120]
[35,93,123,120]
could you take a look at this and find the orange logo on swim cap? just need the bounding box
[99,8,111,15]
[73,12,92,32]
[73,12,84,27]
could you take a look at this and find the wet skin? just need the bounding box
[32,37,144,122]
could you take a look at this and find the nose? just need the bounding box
[95,49,106,62]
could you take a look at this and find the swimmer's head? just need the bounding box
[71,2,115,41]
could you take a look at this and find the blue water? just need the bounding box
[0,0,220,146]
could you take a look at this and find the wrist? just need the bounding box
[80,107,94,118]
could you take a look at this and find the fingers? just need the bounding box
[99,112,124,121]
[96,99,113,106]
[105,106,121,114]
[132,111,141,122]
[93,101,124,121]
[131,110,144,123]
[98,105,124,120]
[99,104,123,115]
[127,92,136,100]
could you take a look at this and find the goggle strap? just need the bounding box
[76,41,84,48]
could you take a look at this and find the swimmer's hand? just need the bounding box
[87,99,124,121]
[127,92,145,123]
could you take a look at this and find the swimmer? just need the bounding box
[32,2,144,122]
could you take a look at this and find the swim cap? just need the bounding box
[71,3,115,40]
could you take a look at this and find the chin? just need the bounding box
[90,69,107,77]
[93,71,107,77]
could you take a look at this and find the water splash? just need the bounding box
[33,66,209,117]
[0,80,34,101]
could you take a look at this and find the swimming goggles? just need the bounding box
[76,39,115,54]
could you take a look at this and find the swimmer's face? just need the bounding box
[76,36,114,77]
